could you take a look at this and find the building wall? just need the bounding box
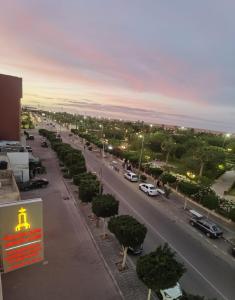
[7,152,29,183]
[0,74,22,141]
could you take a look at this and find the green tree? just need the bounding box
[92,194,119,235]
[136,243,186,300]
[161,138,176,164]
[108,215,147,269]
[194,146,225,177]
[79,179,100,203]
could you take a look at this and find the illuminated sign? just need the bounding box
[15,207,31,231]
[0,199,44,273]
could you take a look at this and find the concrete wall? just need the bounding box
[0,74,22,141]
[7,152,29,182]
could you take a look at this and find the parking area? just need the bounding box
[2,131,121,300]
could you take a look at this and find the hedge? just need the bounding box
[178,181,201,197]
[160,173,177,185]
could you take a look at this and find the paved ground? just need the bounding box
[58,129,235,300]
[2,132,121,300]
[212,170,235,200]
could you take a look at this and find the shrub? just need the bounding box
[69,164,87,176]
[149,167,163,178]
[229,208,235,222]
[201,193,220,210]
[140,174,147,182]
[73,172,97,186]
[79,179,100,202]
[92,194,119,219]
[178,181,201,197]
[160,173,177,185]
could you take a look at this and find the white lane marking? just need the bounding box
[66,133,229,300]
[104,180,229,300]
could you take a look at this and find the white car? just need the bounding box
[139,183,159,196]
[124,172,138,182]
[160,282,182,300]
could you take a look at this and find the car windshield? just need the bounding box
[132,175,138,179]
[212,225,220,232]
[149,186,155,190]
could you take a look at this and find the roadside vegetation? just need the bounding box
[21,111,35,129]
[38,125,217,300]
[38,111,235,222]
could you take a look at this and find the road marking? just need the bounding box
[103,180,229,300]
[65,130,229,300]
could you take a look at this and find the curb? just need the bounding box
[62,179,125,300]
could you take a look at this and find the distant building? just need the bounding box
[0,74,22,141]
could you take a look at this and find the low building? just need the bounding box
[0,155,20,204]
[0,144,29,183]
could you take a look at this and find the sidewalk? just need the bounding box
[2,131,122,300]
[65,179,156,300]
[212,170,235,200]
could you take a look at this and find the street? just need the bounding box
[59,127,235,300]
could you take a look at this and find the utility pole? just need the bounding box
[138,134,145,180]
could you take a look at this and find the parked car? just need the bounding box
[189,210,223,238]
[26,135,34,140]
[41,141,48,148]
[128,244,143,255]
[160,282,182,300]
[30,178,49,188]
[19,178,49,191]
[139,183,160,196]
[124,172,138,182]
[25,146,33,152]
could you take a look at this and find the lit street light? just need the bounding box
[223,133,231,147]
[137,134,145,180]
[99,124,105,158]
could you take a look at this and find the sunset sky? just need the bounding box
[1,0,234,132]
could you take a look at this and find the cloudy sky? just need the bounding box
[1,0,235,131]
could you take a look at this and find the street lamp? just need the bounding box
[137,134,145,180]
[223,133,231,147]
[99,124,105,158]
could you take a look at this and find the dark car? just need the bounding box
[18,179,49,191]
[41,141,48,148]
[26,135,34,140]
[26,146,33,152]
[30,178,49,188]
[190,214,223,238]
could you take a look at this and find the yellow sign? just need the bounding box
[15,207,31,232]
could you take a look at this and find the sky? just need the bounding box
[0,0,235,132]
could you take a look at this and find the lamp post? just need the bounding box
[223,133,231,147]
[137,134,145,180]
[99,124,105,158]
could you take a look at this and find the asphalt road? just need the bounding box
[2,131,121,300]
[57,129,235,300]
